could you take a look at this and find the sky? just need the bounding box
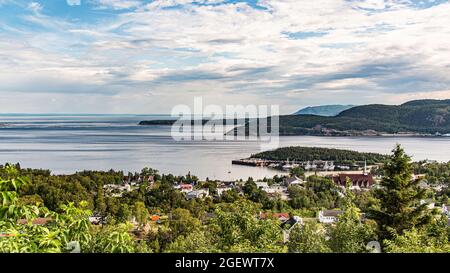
[0,0,449,114]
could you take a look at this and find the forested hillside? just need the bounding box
[278,99,450,135]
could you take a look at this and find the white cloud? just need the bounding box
[66,0,81,6]
[93,0,142,10]
[1,0,450,113]
[27,2,42,13]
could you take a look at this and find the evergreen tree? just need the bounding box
[371,144,432,243]
[95,182,106,216]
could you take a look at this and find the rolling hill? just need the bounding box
[278,99,450,136]
[139,99,450,136]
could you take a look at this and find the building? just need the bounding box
[217,181,236,187]
[281,216,303,243]
[255,181,269,189]
[332,174,375,189]
[318,210,344,223]
[420,199,435,209]
[285,176,304,186]
[217,186,234,196]
[259,212,290,222]
[263,185,290,200]
[180,184,194,193]
[186,188,209,200]
[89,215,106,225]
[103,183,132,197]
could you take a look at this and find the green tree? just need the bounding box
[95,182,106,216]
[328,179,374,253]
[287,222,330,253]
[371,145,431,242]
[0,165,144,253]
[384,228,449,253]
[169,208,202,239]
[210,199,286,253]
[117,203,132,223]
[166,229,218,253]
[290,167,305,178]
[133,201,149,229]
[88,223,150,253]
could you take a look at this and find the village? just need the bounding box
[97,163,450,241]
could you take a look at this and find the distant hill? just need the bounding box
[294,105,355,116]
[140,99,450,137]
[277,99,450,136]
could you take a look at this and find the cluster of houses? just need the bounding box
[99,169,450,231]
[173,183,210,200]
[103,175,155,197]
[101,167,380,202]
[169,170,378,201]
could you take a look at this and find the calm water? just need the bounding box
[0,115,449,180]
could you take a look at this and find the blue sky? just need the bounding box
[0,0,449,114]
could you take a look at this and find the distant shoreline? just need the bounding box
[138,120,449,137]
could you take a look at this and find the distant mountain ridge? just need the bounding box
[278,99,450,136]
[139,99,450,137]
[294,105,355,116]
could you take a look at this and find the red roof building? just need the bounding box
[332,174,375,188]
[259,212,290,221]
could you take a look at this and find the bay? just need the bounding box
[0,114,449,180]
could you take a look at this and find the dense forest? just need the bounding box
[1,146,449,253]
[251,146,387,164]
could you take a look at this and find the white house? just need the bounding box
[281,216,303,243]
[103,183,132,197]
[217,186,234,196]
[285,176,304,186]
[255,182,269,190]
[187,188,209,200]
[420,199,435,210]
[264,185,287,194]
[318,210,344,224]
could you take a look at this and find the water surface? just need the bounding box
[1,115,449,180]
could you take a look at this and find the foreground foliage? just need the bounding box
[1,144,449,253]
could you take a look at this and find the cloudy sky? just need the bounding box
[0,0,449,114]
